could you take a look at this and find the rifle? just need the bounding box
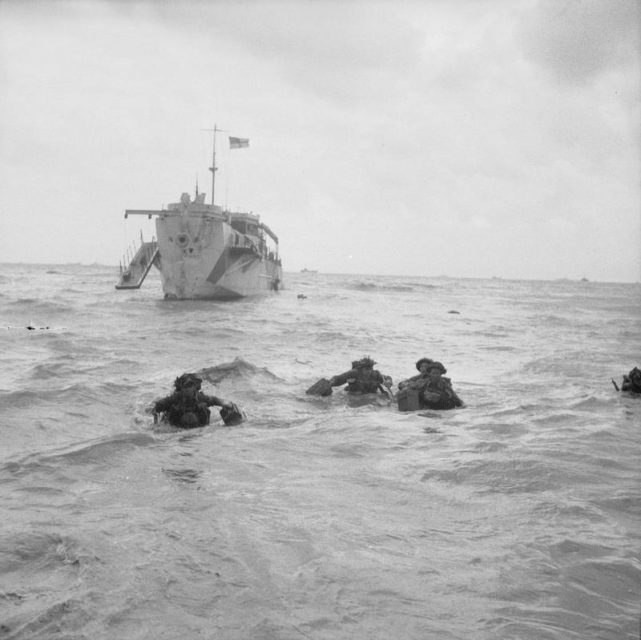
[611,379,620,391]
[378,380,395,401]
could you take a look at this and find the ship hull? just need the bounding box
[154,212,282,300]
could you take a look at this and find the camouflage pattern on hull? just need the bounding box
[154,195,282,300]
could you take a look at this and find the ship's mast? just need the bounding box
[209,124,219,206]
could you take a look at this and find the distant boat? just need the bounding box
[581,277,589,282]
[115,127,283,300]
[300,268,318,274]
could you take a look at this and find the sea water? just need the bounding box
[0,263,639,640]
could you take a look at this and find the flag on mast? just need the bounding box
[229,136,249,149]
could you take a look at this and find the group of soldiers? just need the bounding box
[305,356,463,411]
[151,360,640,430]
[151,356,464,429]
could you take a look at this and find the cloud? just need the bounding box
[0,0,639,282]
[519,0,641,85]
[151,0,427,111]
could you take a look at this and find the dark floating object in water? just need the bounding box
[26,325,50,330]
[447,310,460,314]
[219,403,244,426]
[297,293,307,299]
[397,388,421,411]
[306,378,333,396]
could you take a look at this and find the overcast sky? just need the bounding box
[1,0,639,282]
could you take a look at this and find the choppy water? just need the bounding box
[0,263,639,640]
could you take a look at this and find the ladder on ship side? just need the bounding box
[115,239,159,290]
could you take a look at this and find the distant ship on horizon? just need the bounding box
[300,268,318,274]
[115,128,282,300]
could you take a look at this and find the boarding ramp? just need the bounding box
[116,240,158,290]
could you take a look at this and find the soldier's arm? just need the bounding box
[441,380,463,406]
[329,370,354,386]
[201,393,226,407]
[153,395,173,413]
[407,375,427,390]
[450,390,463,407]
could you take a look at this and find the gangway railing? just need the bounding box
[116,238,158,290]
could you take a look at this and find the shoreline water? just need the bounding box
[0,264,639,639]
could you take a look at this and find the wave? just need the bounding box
[0,378,140,409]
[29,360,85,380]
[342,280,436,293]
[0,530,83,569]
[197,357,282,385]
[522,355,599,378]
[1,432,158,478]
[136,357,290,413]
[0,389,42,408]
[7,297,74,314]
[529,313,597,331]
[0,531,91,638]
[420,454,597,495]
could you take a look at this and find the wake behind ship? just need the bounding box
[116,130,283,300]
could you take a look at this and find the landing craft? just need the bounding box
[116,127,283,300]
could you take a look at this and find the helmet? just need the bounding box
[174,373,203,390]
[415,358,434,371]
[355,356,376,369]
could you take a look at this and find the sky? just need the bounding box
[0,0,639,282]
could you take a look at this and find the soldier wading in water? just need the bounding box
[307,356,393,398]
[613,366,641,394]
[397,358,463,411]
[152,373,242,428]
